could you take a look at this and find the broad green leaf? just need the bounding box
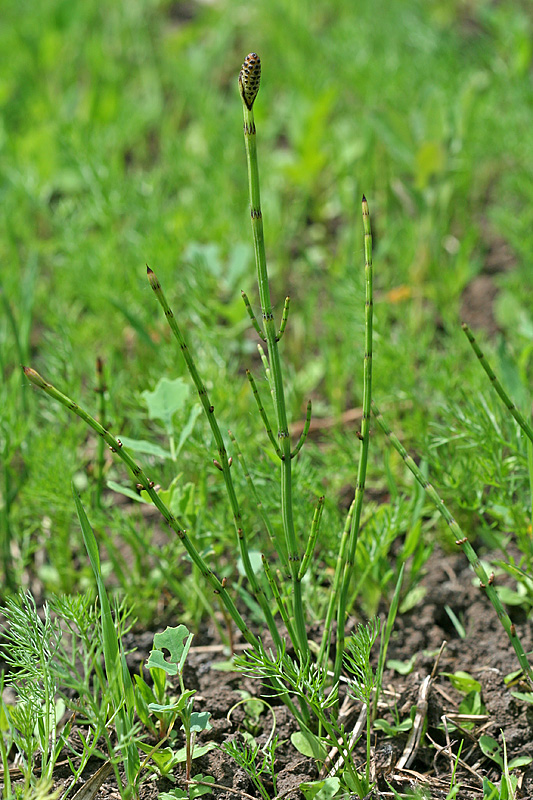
[176,406,202,457]
[157,475,182,509]
[441,671,481,693]
[118,436,172,459]
[189,775,215,798]
[146,746,179,774]
[399,586,426,613]
[291,729,327,761]
[107,480,150,504]
[479,735,503,768]
[147,625,192,674]
[511,691,533,704]
[387,655,416,675]
[148,690,195,714]
[189,711,212,733]
[482,778,498,800]
[142,377,189,431]
[300,777,341,800]
[373,718,412,736]
[172,742,217,763]
[509,755,533,769]
[458,689,484,718]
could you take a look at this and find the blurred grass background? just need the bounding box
[1,0,533,620]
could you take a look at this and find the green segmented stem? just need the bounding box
[298,495,325,580]
[240,54,308,657]
[146,267,282,651]
[462,323,533,445]
[241,291,266,342]
[334,195,373,681]
[245,369,281,457]
[22,366,259,651]
[228,428,289,572]
[291,400,312,459]
[318,498,355,667]
[277,296,290,341]
[372,400,533,684]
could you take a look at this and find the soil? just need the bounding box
[4,541,533,800]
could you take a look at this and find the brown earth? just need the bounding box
[7,540,532,800]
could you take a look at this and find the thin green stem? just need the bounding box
[245,369,282,457]
[462,322,533,445]
[241,290,266,342]
[298,495,325,581]
[147,267,282,652]
[291,400,312,459]
[240,54,307,658]
[277,296,290,341]
[334,195,373,682]
[372,400,533,684]
[22,366,260,652]
[257,343,275,398]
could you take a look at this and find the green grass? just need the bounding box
[1,0,533,626]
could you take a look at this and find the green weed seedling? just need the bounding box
[343,619,380,792]
[223,696,278,800]
[0,587,134,799]
[0,592,68,792]
[480,732,531,800]
[135,624,215,788]
[442,671,485,734]
[223,733,279,800]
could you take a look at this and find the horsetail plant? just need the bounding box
[239,52,308,659]
[332,194,373,681]
[22,53,376,742]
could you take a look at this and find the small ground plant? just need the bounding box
[13,52,533,797]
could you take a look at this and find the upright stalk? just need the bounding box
[239,54,308,659]
[333,196,373,681]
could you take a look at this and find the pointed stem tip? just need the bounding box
[239,53,261,110]
[23,366,48,389]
